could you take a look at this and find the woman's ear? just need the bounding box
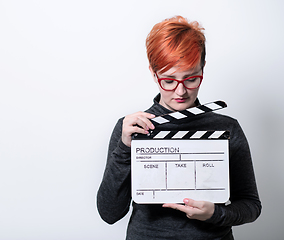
[149,65,157,83]
[203,61,206,70]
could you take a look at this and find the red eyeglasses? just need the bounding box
[155,72,203,91]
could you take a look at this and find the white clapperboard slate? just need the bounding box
[131,101,230,204]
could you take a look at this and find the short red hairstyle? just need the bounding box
[146,16,206,73]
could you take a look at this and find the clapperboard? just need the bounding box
[131,101,230,204]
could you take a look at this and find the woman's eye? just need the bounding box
[185,78,196,83]
[164,80,174,84]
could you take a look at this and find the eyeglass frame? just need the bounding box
[154,71,203,91]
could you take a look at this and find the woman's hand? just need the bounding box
[163,198,215,221]
[122,112,155,147]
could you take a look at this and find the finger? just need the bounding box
[123,125,149,137]
[162,203,190,213]
[184,198,197,207]
[132,126,150,135]
[135,116,157,132]
[125,112,155,129]
[143,112,156,119]
[163,203,201,220]
[135,112,155,120]
[134,117,150,131]
[138,116,155,130]
[135,112,156,128]
[124,116,148,131]
[183,198,205,209]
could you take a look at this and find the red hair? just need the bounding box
[146,16,206,73]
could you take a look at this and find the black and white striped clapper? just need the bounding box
[150,100,227,126]
[131,100,230,204]
[134,130,230,140]
[132,100,229,140]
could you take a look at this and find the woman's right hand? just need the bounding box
[122,112,156,147]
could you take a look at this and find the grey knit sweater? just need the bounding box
[97,95,261,240]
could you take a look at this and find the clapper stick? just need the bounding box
[132,100,227,140]
[151,100,227,126]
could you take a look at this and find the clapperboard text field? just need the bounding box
[131,101,230,204]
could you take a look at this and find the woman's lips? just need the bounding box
[174,98,187,103]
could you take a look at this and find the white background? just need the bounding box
[0,0,283,239]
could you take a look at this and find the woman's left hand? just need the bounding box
[163,198,215,221]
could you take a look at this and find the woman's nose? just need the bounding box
[175,82,187,96]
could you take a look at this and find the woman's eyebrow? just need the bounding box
[185,69,202,77]
[163,74,176,78]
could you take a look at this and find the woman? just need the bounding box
[97,16,261,240]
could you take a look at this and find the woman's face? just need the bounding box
[150,65,203,112]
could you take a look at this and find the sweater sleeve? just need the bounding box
[97,118,132,224]
[206,119,262,226]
